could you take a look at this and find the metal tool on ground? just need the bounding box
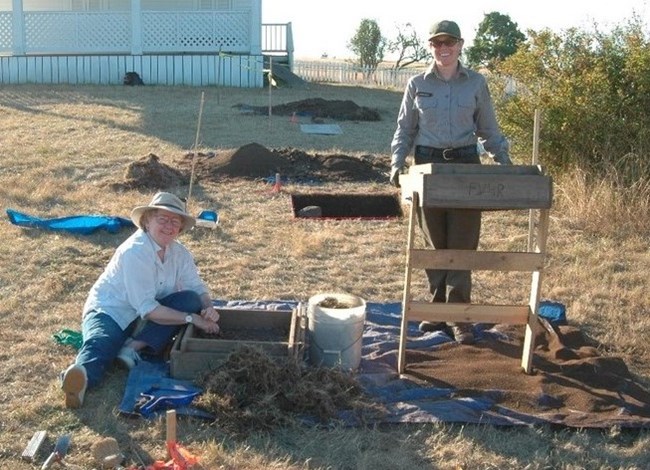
[41,433,71,469]
[134,386,201,418]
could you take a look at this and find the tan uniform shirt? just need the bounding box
[391,63,510,169]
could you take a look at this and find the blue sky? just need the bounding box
[262,0,648,59]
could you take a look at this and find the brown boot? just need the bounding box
[61,364,87,409]
[448,323,475,344]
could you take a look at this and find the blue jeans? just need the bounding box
[75,290,203,388]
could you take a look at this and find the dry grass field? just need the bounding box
[1,82,649,469]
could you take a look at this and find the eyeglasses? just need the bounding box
[430,38,460,48]
[154,215,183,229]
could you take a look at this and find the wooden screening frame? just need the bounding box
[397,164,552,375]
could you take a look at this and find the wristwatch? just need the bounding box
[185,314,193,324]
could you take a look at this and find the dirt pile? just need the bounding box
[184,145,389,182]
[235,97,381,121]
[106,143,389,190]
[185,142,289,178]
[109,153,189,191]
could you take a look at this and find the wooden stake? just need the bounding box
[166,409,177,457]
[186,91,206,214]
[528,108,542,252]
[268,56,273,130]
[216,46,222,105]
[532,108,541,165]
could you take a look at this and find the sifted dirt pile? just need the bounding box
[404,320,650,426]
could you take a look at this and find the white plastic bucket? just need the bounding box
[307,292,366,371]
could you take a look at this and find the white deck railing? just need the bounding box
[0,10,254,55]
[0,12,12,53]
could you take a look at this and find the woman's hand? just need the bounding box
[195,315,220,335]
[200,305,220,323]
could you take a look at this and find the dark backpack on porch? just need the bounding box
[123,72,144,86]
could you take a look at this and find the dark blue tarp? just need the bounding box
[6,209,134,235]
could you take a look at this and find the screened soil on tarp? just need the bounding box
[404,322,650,427]
[105,143,390,190]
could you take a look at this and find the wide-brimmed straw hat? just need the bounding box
[130,192,195,232]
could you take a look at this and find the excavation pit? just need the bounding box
[291,193,402,219]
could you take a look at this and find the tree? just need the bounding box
[348,19,386,71]
[466,12,526,70]
[387,23,430,70]
[493,15,650,178]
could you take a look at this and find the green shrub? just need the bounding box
[492,15,650,184]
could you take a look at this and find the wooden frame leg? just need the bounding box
[398,192,419,374]
[521,208,550,373]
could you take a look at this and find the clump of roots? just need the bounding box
[194,345,384,434]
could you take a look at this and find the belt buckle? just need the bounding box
[442,148,454,160]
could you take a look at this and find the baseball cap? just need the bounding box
[428,20,462,40]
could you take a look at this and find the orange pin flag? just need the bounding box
[272,173,282,192]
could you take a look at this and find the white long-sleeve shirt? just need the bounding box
[82,229,209,330]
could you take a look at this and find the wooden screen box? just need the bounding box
[170,306,306,380]
[399,163,553,209]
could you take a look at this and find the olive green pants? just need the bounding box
[416,207,481,303]
[413,147,481,303]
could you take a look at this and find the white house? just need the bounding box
[0,0,293,86]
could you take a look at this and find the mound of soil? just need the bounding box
[235,97,381,121]
[109,153,189,191]
[189,143,288,178]
[176,143,390,183]
[106,144,390,191]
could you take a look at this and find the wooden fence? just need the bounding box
[293,60,426,89]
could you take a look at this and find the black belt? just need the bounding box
[415,144,477,161]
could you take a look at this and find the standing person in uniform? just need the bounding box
[390,20,512,344]
[60,192,220,408]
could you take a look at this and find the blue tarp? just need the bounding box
[6,209,134,235]
[116,299,650,428]
[119,361,211,419]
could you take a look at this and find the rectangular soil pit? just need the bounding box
[291,193,402,219]
[170,307,305,380]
